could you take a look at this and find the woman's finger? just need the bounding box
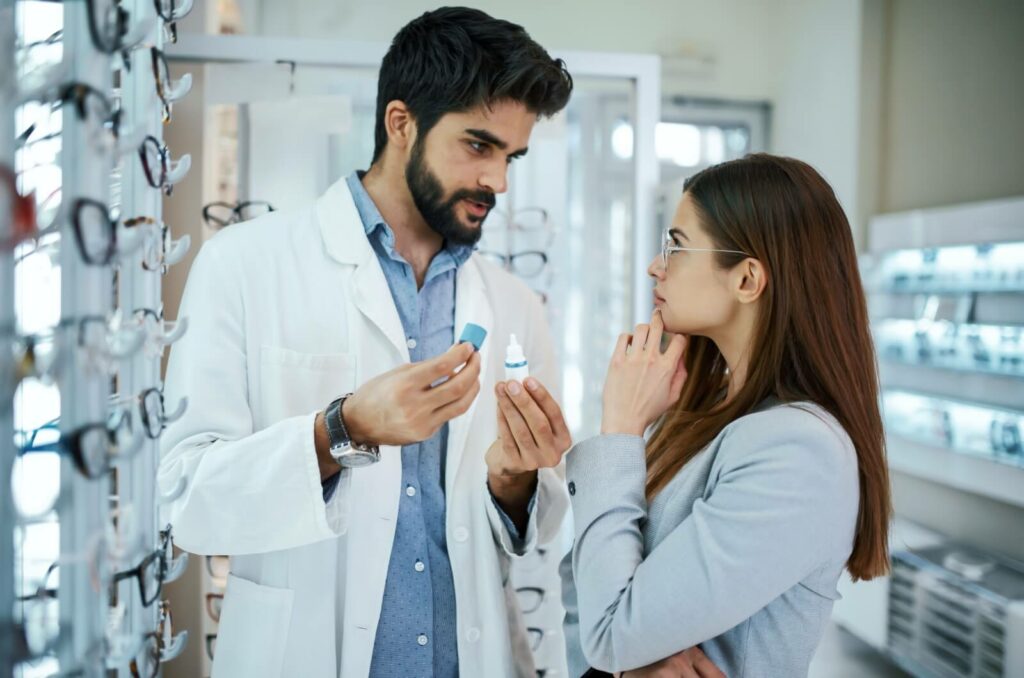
[632,323,650,353]
[612,332,631,361]
[648,310,664,352]
[664,332,687,363]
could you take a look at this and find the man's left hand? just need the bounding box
[485,376,572,527]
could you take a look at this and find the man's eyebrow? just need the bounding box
[465,128,529,158]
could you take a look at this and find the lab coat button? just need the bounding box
[568,481,576,496]
[415,560,425,572]
[454,526,469,542]
[417,634,429,646]
[466,627,481,643]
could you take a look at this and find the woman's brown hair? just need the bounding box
[645,153,891,581]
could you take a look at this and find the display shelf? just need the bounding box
[886,434,1024,509]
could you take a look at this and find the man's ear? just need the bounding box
[735,258,767,305]
[383,100,416,153]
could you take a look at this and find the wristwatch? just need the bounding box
[324,394,380,468]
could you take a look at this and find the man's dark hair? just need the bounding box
[372,7,573,164]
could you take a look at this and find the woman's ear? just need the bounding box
[735,258,767,305]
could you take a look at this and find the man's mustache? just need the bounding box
[449,189,496,209]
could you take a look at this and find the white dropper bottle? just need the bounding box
[504,334,529,382]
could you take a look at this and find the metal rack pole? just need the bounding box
[59,1,114,673]
[1,0,18,674]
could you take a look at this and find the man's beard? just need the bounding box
[405,138,495,247]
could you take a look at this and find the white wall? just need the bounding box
[239,0,789,100]
[771,0,866,238]
[212,0,870,237]
[879,0,1024,212]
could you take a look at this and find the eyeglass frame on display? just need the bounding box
[201,200,276,229]
[17,407,145,480]
[478,249,549,278]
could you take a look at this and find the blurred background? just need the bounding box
[3,1,1023,677]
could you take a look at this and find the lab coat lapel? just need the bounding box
[446,257,493,496]
[316,177,410,363]
[351,257,410,364]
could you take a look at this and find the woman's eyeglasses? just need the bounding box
[661,230,751,269]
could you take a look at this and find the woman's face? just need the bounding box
[648,193,741,336]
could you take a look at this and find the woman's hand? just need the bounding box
[620,646,725,678]
[601,310,688,437]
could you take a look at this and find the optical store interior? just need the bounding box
[2,1,1024,677]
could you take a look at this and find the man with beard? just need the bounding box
[159,7,574,678]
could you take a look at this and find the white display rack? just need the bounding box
[4,0,194,675]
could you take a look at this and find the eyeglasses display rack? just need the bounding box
[4,0,194,675]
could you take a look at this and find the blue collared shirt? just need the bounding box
[323,173,532,677]
[348,171,469,677]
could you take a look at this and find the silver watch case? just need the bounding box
[329,442,381,468]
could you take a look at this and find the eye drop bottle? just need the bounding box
[504,334,529,382]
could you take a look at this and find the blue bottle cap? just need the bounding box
[459,323,487,352]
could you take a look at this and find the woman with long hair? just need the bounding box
[562,154,892,677]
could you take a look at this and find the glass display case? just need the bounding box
[859,196,1024,677]
[862,197,1024,508]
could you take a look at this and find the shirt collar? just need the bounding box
[347,171,474,267]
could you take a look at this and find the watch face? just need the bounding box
[336,448,380,468]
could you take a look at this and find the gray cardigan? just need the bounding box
[561,401,860,677]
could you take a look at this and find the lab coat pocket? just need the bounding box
[258,346,356,425]
[212,573,294,678]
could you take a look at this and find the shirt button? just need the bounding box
[406,485,417,497]
[417,634,428,646]
[568,481,576,496]
[414,560,425,572]
[454,526,469,542]
[407,338,417,349]
[466,627,481,643]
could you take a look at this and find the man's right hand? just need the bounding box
[341,342,482,447]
